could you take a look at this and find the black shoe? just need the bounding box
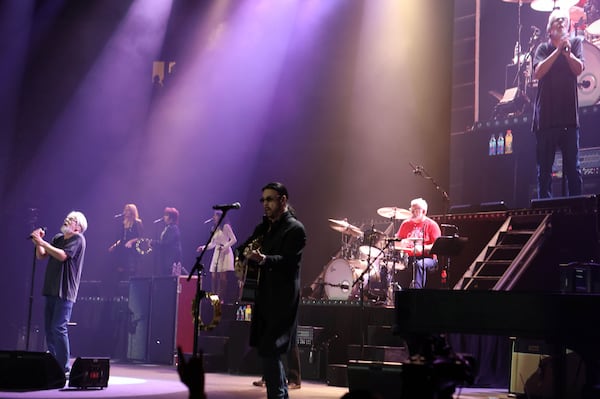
[252,379,266,387]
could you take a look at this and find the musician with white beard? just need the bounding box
[29,211,88,377]
[532,7,584,199]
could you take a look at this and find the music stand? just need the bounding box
[430,235,468,289]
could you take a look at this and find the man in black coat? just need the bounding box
[240,182,307,399]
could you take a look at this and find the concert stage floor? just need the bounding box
[0,362,511,399]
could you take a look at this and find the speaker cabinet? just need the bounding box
[68,357,110,389]
[347,360,403,399]
[127,276,198,364]
[0,351,66,390]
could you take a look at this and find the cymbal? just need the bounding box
[377,207,412,220]
[328,218,362,237]
[531,0,578,12]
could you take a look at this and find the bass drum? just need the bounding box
[579,40,600,107]
[324,258,360,300]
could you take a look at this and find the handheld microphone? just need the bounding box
[27,227,47,239]
[114,213,124,218]
[204,218,213,224]
[212,202,241,211]
[153,218,163,224]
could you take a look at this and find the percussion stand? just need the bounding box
[187,209,229,356]
[352,247,385,352]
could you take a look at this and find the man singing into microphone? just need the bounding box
[532,7,584,198]
[29,211,88,376]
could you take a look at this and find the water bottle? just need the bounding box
[489,134,497,156]
[245,304,252,321]
[505,129,513,154]
[497,133,505,155]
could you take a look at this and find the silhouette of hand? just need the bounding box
[177,346,207,399]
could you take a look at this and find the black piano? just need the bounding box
[393,289,600,399]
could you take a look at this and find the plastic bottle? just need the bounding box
[245,304,252,321]
[497,132,505,155]
[489,134,497,156]
[505,129,513,154]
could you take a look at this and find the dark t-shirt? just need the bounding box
[532,36,584,132]
[42,233,86,302]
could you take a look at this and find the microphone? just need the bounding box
[204,218,213,224]
[114,213,124,218]
[413,165,423,175]
[27,227,47,240]
[153,218,163,224]
[531,25,540,34]
[212,202,241,211]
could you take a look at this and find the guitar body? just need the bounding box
[240,261,260,303]
[236,237,262,303]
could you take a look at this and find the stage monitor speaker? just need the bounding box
[347,360,403,399]
[0,351,66,390]
[68,357,110,389]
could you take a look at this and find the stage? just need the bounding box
[0,361,510,399]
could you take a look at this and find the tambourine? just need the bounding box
[135,238,153,255]
[192,291,222,331]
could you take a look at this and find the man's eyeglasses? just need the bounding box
[259,196,281,203]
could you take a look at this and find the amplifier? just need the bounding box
[552,146,600,179]
[560,262,600,293]
[297,326,324,347]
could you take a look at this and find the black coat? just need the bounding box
[244,211,306,356]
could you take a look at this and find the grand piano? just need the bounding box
[393,289,600,398]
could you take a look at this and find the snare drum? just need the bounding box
[324,258,360,300]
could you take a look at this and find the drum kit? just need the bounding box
[322,207,414,302]
[503,0,600,107]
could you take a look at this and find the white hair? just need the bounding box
[410,198,428,212]
[68,211,88,233]
[547,8,570,34]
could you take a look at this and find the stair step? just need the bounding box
[473,261,511,276]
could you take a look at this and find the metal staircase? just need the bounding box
[454,213,551,290]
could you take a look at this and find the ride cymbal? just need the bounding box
[377,207,412,220]
[530,0,578,12]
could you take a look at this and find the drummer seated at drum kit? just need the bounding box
[394,197,441,289]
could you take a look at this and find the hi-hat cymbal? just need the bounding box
[377,207,412,220]
[328,218,362,237]
[531,0,578,12]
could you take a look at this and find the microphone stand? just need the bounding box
[26,246,37,351]
[409,163,450,215]
[187,210,228,356]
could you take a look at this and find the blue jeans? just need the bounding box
[262,354,288,399]
[44,296,74,372]
[409,257,438,289]
[536,127,582,198]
